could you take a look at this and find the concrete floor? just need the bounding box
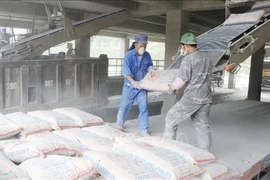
[123,100,270,177]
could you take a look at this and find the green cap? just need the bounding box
[178,32,197,45]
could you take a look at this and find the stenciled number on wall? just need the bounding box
[6,82,18,90]
[44,80,54,87]
[65,79,72,86]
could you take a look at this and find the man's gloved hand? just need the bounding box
[148,66,158,79]
[131,80,142,90]
[168,87,176,95]
[147,66,156,73]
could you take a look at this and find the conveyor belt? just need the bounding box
[0,9,133,60]
[168,2,270,72]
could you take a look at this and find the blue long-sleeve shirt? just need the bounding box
[123,49,153,87]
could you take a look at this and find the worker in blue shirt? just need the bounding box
[110,34,153,136]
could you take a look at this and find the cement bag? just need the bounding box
[28,110,80,130]
[198,162,228,179]
[19,155,95,180]
[140,69,179,93]
[215,161,240,180]
[25,132,87,153]
[0,113,22,140]
[53,128,113,151]
[188,161,240,180]
[0,139,22,150]
[136,136,217,165]
[114,141,202,180]
[94,176,106,180]
[2,139,77,163]
[83,124,127,141]
[53,107,104,127]
[114,133,141,143]
[0,151,29,179]
[252,1,270,10]
[6,112,52,138]
[223,10,265,25]
[83,151,164,180]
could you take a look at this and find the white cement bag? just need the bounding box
[0,113,22,140]
[140,69,179,93]
[252,1,270,10]
[136,136,217,165]
[83,151,164,180]
[83,124,127,141]
[114,133,141,143]
[6,112,52,138]
[215,161,240,180]
[189,161,240,180]
[19,155,95,180]
[2,139,77,163]
[25,132,87,153]
[53,128,113,151]
[53,107,104,127]
[28,110,79,130]
[0,151,29,179]
[0,139,22,150]
[199,162,228,179]
[223,10,265,25]
[94,176,106,180]
[114,141,202,180]
[187,177,201,180]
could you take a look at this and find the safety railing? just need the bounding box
[108,58,164,76]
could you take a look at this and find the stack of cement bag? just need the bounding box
[0,108,241,180]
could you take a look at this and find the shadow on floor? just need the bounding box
[93,101,163,123]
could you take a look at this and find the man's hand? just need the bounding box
[148,66,158,79]
[168,87,176,95]
[131,80,142,90]
[147,66,156,73]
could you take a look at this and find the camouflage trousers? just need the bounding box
[163,100,212,152]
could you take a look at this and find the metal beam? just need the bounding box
[117,20,210,36]
[0,1,84,22]
[24,0,120,14]
[136,16,166,26]
[192,10,225,25]
[107,26,166,40]
[182,0,226,11]
[133,0,179,9]
[1,9,134,60]
[190,13,221,27]
[0,1,47,19]
[0,18,46,30]
[90,0,137,10]
[117,20,165,35]
[0,15,210,37]
[0,1,212,39]
[98,29,166,43]
[132,3,167,17]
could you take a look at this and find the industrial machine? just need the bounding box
[212,70,225,87]
[168,1,270,76]
[0,5,133,113]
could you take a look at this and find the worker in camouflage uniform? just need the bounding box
[163,32,213,152]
